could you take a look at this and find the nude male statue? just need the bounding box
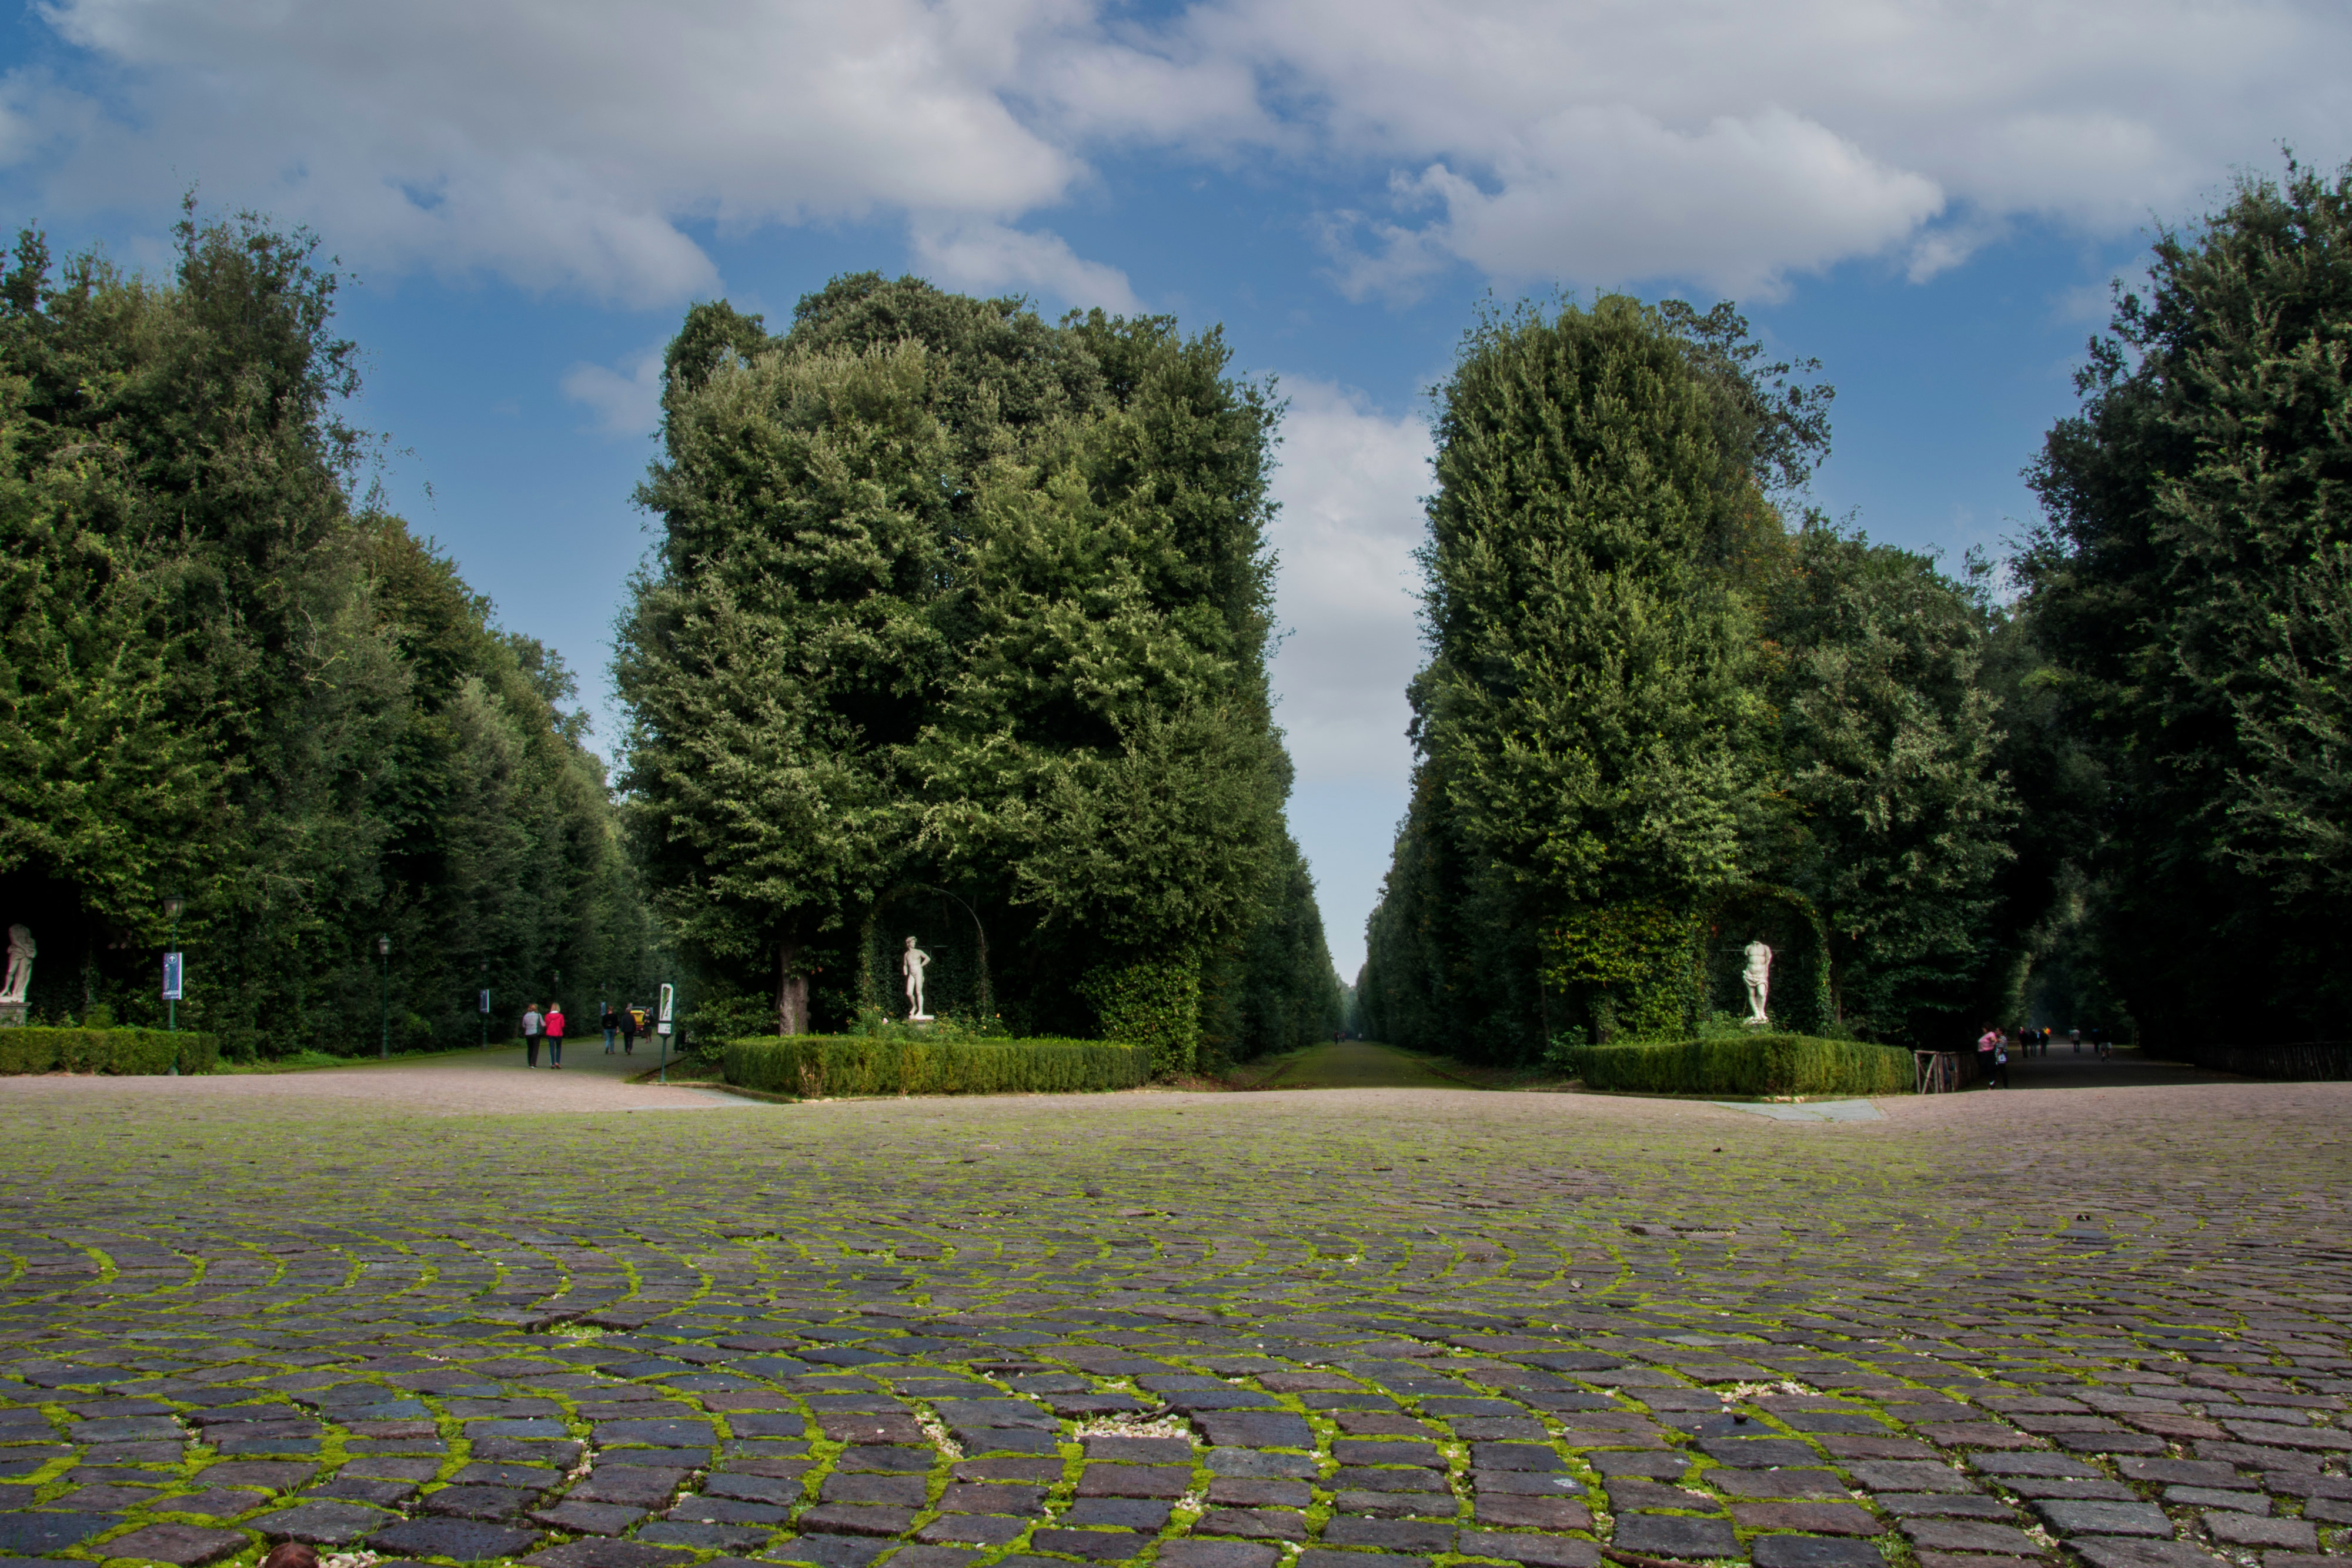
[901,936,933,1021]
[1742,938,1772,1023]
[0,925,32,1006]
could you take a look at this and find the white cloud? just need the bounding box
[560,345,665,437]
[9,0,2348,308]
[1264,378,1432,786]
[908,219,1139,312]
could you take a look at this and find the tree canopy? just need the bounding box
[616,274,1339,1067]
[0,209,650,1051]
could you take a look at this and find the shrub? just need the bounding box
[0,1028,221,1076]
[1563,1032,1912,1096]
[721,1035,1150,1098]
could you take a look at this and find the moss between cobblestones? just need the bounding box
[1565,1034,1911,1096]
[721,1035,1151,1096]
[0,1075,2347,1568]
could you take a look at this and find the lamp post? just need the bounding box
[377,935,391,1059]
[479,959,489,1051]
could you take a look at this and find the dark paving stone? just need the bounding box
[1730,1504,1880,1535]
[369,1516,542,1559]
[794,1505,917,1538]
[1208,1479,1312,1508]
[1456,1533,1599,1568]
[2030,1501,2172,1538]
[1062,1498,1171,1529]
[1750,1540,1887,1568]
[820,1475,927,1506]
[249,1500,389,1544]
[1193,1414,1313,1448]
[1208,1450,1318,1479]
[1702,1439,1820,1468]
[532,1500,647,1535]
[1713,1471,1847,1499]
[890,1549,981,1568]
[423,1484,534,1520]
[1874,1495,2019,1520]
[1295,1552,1427,1568]
[523,1541,693,1568]
[764,1534,893,1568]
[88,1523,249,1565]
[573,1467,690,1507]
[0,1513,113,1554]
[2067,1543,2228,1568]
[1322,1519,1455,1554]
[1898,1520,2045,1554]
[634,1522,773,1551]
[918,1515,1031,1546]
[1475,1497,1589,1530]
[1614,1516,1740,1559]
[1029,1528,1144,1560]
[1077,1465,1189,1499]
[1155,1544,1281,1568]
[1587,1452,1691,1479]
[1196,1508,1307,1541]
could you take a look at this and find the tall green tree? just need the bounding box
[616,275,1320,1068]
[0,210,649,1050]
[2022,157,2352,1046]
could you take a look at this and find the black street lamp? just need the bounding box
[377,935,391,1059]
[479,959,489,1051]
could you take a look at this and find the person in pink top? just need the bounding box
[544,1004,566,1069]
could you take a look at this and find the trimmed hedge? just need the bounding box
[722,1035,1151,1098]
[1564,1032,1912,1096]
[0,1028,221,1076]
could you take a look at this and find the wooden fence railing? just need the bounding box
[2179,1041,2351,1081]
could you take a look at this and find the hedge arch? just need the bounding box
[1703,884,1833,1037]
[854,886,994,1025]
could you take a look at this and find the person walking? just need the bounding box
[522,1003,544,1068]
[602,1002,618,1054]
[545,1002,566,1069]
[1993,1034,2011,1089]
[1976,1024,2000,1088]
[619,1004,639,1056]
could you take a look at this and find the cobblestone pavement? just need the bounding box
[1,1073,2347,1568]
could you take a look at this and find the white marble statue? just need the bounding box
[901,936,933,1021]
[1742,938,1773,1024]
[1,925,32,1005]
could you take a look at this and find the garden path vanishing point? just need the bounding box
[0,1065,2347,1568]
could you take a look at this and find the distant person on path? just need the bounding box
[1993,1035,2010,1088]
[1976,1025,2000,1088]
[2072,1027,2082,1054]
[546,1003,566,1069]
[602,1002,617,1054]
[620,1004,640,1055]
[522,1004,544,1068]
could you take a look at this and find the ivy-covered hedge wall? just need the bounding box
[0,1028,220,1076]
[1564,1033,1912,1097]
[722,1036,1150,1098]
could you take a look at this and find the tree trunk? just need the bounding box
[777,941,808,1036]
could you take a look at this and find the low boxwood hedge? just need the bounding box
[1564,1032,1912,1097]
[722,1035,1151,1098]
[0,1028,220,1076]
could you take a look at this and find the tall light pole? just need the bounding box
[377,935,391,1059]
[479,959,489,1051]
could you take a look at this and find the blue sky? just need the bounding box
[4,1,2344,978]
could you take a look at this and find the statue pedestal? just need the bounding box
[1742,1014,1770,1029]
[0,1002,24,1029]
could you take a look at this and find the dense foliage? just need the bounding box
[616,275,1341,1068]
[0,211,652,1055]
[1563,1033,1914,1096]
[2016,159,2352,1049]
[0,1027,219,1075]
[720,1034,1150,1097]
[1359,296,2016,1058]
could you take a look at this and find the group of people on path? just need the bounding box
[1975,1021,2116,1087]
[517,1001,653,1067]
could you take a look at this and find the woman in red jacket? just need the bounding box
[544,1004,566,1069]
